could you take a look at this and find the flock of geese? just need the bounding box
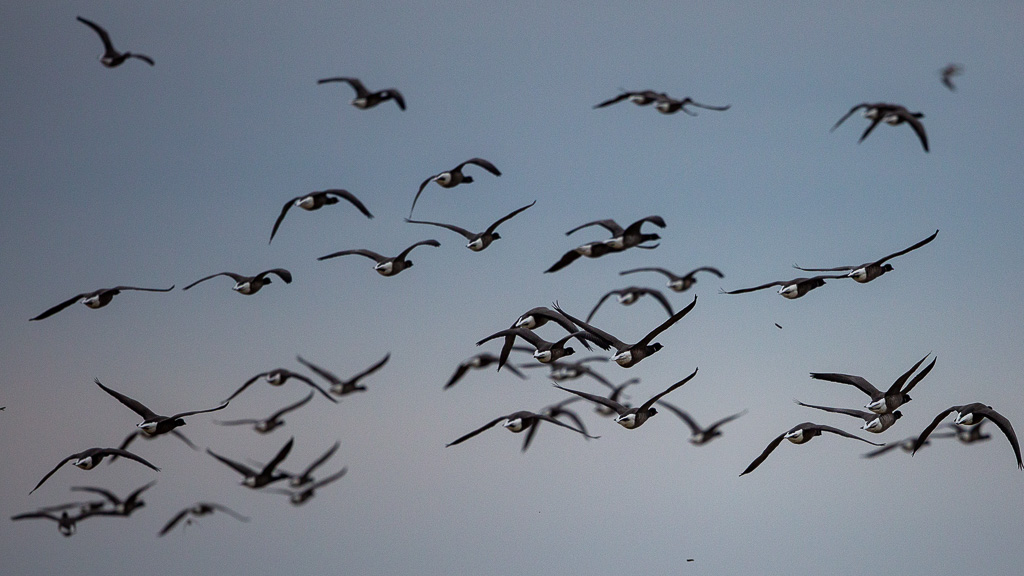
[9,16,1021,541]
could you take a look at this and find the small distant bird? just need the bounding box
[794,230,938,283]
[267,467,348,506]
[554,367,698,429]
[620,266,724,292]
[269,189,373,244]
[11,509,93,537]
[206,437,295,488]
[554,295,697,367]
[739,422,884,476]
[30,285,174,321]
[720,275,845,299]
[946,422,991,444]
[656,403,746,445]
[318,239,440,277]
[796,401,903,433]
[70,481,155,517]
[182,269,291,295]
[76,16,153,67]
[862,434,952,458]
[410,158,502,217]
[831,102,928,152]
[518,356,611,386]
[594,90,667,108]
[285,441,341,488]
[158,503,249,536]
[586,286,674,322]
[214,392,314,433]
[940,63,963,91]
[405,201,535,251]
[912,403,1022,469]
[297,354,390,396]
[446,410,598,449]
[95,378,228,436]
[653,95,731,116]
[110,428,197,462]
[317,77,405,110]
[225,368,336,404]
[444,353,526,389]
[809,352,935,414]
[31,448,160,494]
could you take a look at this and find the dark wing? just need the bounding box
[300,441,340,478]
[410,175,438,217]
[830,103,869,132]
[69,485,119,504]
[739,432,787,476]
[901,112,929,152]
[975,407,1023,469]
[704,410,748,434]
[544,249,583,273]
[225,373,263,403]
[527,307,580,334]
[635,294,697,348]
[76,16,115,54]
[551,304,623,350]
[586,290,620,322]
[269,196,299,243]
[817,425,884,446]
[446,416,508,447]
[720,280,787,294]
[685,99,731,111]
[269,392,314,420]
[444,362,472,389]
[891,354,936,395]
[502,362,527,379]
[101,448,160,471]
[533,413,598,438]
[206,449,257,478]
[405,218,475,240]
[566,219,624,237]
[317,248,387,263]
[295,356,342,385]
[651,400,701,434]
[858,117,884,143]
[620,267,678,280]
[128,53,154,66]
[258,268,292,284]
[158,508,191,536]
[207,503,250,522]
[30,292,91,321]
[395,239,441,262]
[94,378,159,420]
[809,372,881,398]
[862,443,902,458]
[287,373,338,403]
[637,288,674,317]
[484,200,536,235]
[459,157,501,176]
[317,77,367,96]
[324,189,373,219]
[638,367,698,413]
[552,384,628,415]
[687,266,724,278]
[874,230,939,267]
[183,272,243,290]
[212,418,261,426]
[30,456,76,493]
[263,437,295,475]
[309,466,348,489]
[624,215,667,235]
[793,263,855,272]
[796,401,873,421]
[112,285,174,293]
[382,89,405,110]
[912,407,959,453]
[349,353,391,383]
[594,92,632,108]
[168,401,229,421]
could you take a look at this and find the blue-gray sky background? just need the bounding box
[2,2,1023,574]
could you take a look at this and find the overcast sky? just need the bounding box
[3,2,1023,575]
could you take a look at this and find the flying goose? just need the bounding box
[267,467,348,505]
[405,201,535,251]
[30,285,174,321]
[70,481,155,516]
[95,378,227,436]
[740,422,884,476]
[11,509,94,537]
[619,266,724,292]
[297,354,390,396]
[586,286,674,322]
[653,95,731,115]
[286,441,341,488]
[206,437,295,488]
[809,353,936,414]
[31,448,160,494]
[76,16,153,67]
[553,367,698,429]
[594,90,667,108]
[213,392,314,433]
[158,503,249,536]
[793,230,938,283]
[410,158,501,217]
[318,239,440,276]
[226,368,335,404]
[553,295,697,367]
[317,77,405,110]
[832,102,928,152]
[719,275,845,299]
[446,410,598,449]
[796,401,903,433]
[655,403,746,445]
[476,327,608,370]
[444,353,526,389]
[566,216,666,250]
[182,269,291,295]
[269,189,373,244]
[912,403,1022,469]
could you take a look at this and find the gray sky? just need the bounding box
[3,2,1023,574]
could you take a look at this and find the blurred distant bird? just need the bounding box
[862,434,951,458]
[739,422,883,476]
[214,392,314,433]
[444,353,526,389]
[317,77,405,110]
[182,269,291,295]
[76,16,153,67]
[30,285,174,321]
[946,422,991,444]
[554,367,698,429]
[831,102,928,152]
[518,356,611,385]
[656,403,746,445]
[653,95,731,116]
[207,437,295,488]
[267,467,348,506]
[476,327,607,369]
[285,441,341,488]
[794,229,938,283]
[297,354,390,396]
[410,158,502,217]
[620,266,723,292]
[226,368,335,404]
[796,401,903,434]
[269,189,373,244]
[95,378,228,436]
[809,353,936,414]
[586,286,674,322]
[720,275,845,299]
[940,63,963,91]
[318,239,440,277]
[11,509,93,537]
[70,481,155,517]
[405,201,535,251]
[446,410,598,449]
[31,448,159,494]
[554,295,697,367]
[111,428,197,462]
[912,403,1022,469]
[594,90,667,108]
[159,503,249,536]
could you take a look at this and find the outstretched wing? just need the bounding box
[94,378,158,420]
[324,189,374,219]
[639,368,698,412]
[874,230,938,267]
